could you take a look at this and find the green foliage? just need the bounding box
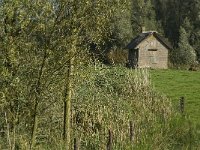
[72,65,171,149]
[131,0,158,35]
[171,27,196,66]
[113,0,133,46]
[1,58,199,149]
[182,17,193,39]
[191,30,200,62]
[106,48,128,65]
[1,0,200,149]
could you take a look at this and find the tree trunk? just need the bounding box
[63,52,74,150]
[30,50,47,149]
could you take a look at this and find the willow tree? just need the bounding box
[55,0,131,149]
[0,0,58,149]
[0,1,28,149]
[0,0,131,149]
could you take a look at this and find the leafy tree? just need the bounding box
[174,27,196,66]
[131,0,158,35]
[182,17,193,39]
[189,0,200,62]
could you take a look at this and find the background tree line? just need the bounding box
[82,0,200,67]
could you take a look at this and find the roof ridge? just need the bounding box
[142,31,157,33]
[125,32,173,50]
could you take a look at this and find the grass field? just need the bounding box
[151,69,200,124]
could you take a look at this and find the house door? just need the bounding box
[128,49,139,68]
[148,49,158,66]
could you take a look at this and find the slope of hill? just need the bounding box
[151,69,200,123]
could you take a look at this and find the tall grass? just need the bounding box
[70,65,172,149]
[0,63,199,149]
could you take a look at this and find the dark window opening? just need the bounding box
[148,49,157,51]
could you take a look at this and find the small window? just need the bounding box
[148,49,157,51]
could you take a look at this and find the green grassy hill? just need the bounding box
[151,69,200,124]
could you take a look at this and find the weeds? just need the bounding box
[0,64,199,149]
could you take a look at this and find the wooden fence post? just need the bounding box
[129,121,134,142]
[188,120,192,150]
[180,97,185,114]
[107,129,113,150]
[74,138,79,150]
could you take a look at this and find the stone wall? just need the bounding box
[136,35,168,69]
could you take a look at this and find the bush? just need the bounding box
[106,48,128,65]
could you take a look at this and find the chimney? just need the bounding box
[141,26,146,33]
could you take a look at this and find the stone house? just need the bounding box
[125,31,172,69]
